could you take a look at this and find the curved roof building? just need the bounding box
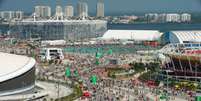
[101,30,162,41]
[0,52,36,96]
[168,31,201,43]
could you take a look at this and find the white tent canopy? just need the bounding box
[101,30,162,41]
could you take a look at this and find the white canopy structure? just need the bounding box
[41,40,66,46]
[101,30,162,41]
[169,31,201,43]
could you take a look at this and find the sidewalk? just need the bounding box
[146,93,187,101]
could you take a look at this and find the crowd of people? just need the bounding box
[35,46,195,101]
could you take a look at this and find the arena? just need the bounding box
[0,52,36,96]
[10,20,107,41]
[161,30,201,44]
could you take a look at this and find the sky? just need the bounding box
[0,0,201,15]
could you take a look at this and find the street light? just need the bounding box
[166,70,168,91]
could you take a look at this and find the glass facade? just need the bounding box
[10,20,107,41]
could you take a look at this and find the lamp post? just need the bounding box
[166,71,168,90]
[57,81,60,99]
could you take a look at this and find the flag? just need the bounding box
[108,49,113,55]
[65,67,71,77]
[96,52,102,59]
[74,69,79,77]
[91,75,97,85]
[95,59,100,65]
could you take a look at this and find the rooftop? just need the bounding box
[170,30,201,43]
[0,52,35,82]
[101,30,162,40]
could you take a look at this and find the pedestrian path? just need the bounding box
[146,93,187,101]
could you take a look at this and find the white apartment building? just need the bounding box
[166,14,181,23]
[35,6,51,18]
[181,13,191,22]
[64,5,74,17]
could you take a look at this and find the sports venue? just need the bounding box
[0,52,36,96]
[9,19,107,41]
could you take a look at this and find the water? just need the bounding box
[1,23,201,33]
[108,23,201,32]
[0,24,9,33]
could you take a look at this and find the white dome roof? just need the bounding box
[0,52,35,82]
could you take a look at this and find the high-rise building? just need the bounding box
[77,0,82,17]
[15,11,24,20]
[181,13,191,22]
[77,0,88,18]
[145,13,158,23]
[157,14,166,23]
[0,11,24,20]
[83,2,88,18]
[55,0,63,20]
[0,11,15,20]
[97,0,104,17]
[64,5,74,17]
[55,6,63,16]
[166,14,180,23]
[35,6,51,18]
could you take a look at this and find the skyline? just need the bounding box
[0,0,201,15]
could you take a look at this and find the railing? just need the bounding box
[160,43,201,55]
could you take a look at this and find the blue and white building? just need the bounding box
[161,31,201,44]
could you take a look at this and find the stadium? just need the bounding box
[9,20,107,41]
[160,43,201,80]
[0,52,36,96]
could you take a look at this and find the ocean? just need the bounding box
[1,23,201,34]
[108,23,201,32]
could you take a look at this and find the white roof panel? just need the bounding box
[102,30,162,41]
[171,31,201,43]
[0,52,35,82]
